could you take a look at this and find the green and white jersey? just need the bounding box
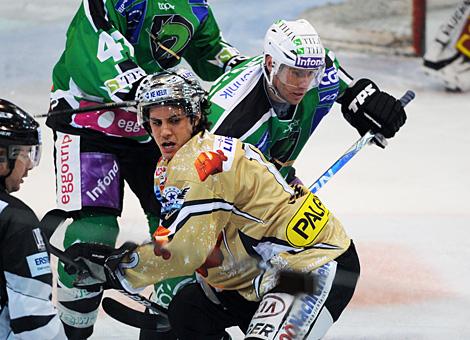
[47,0,240,140]
[208,52,352,178]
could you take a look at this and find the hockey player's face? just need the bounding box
[2,148,33,193]
[266,56,319,104]
[273,67,313,105]
[148,105,199,161]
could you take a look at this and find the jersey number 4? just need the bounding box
[97,30,134,63]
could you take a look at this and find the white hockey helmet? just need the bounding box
[263,19,326,91]
[136,68,207,127]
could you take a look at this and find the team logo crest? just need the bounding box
[161,186,190,216]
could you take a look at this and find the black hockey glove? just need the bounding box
[63,241,138,292]
[340,78,407,138]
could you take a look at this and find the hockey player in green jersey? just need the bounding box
[45,1,244,338]
[208,19,407,183]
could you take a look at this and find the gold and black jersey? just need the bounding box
[122,132,351,301]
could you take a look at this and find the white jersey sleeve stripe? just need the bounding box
[5,271,57,319]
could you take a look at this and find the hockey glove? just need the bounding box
[340,78,407,138]
[256,260,317,297]
[63,241,138,292]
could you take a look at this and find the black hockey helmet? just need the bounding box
[0,99,41,172]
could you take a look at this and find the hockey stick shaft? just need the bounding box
[308,90,415,193]
[34,100,138,118]
[38,208,321,330]
[102,297,170,331]
[38,209,168,316]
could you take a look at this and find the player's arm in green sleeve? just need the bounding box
[62,1,146,102]
[183,7,243,81]
[325,48,354,97]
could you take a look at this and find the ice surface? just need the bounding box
[1,0,469,339]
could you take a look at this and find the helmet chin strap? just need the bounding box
[266,83,288,104]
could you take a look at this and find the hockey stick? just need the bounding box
[34,100,138,119]
[38,209,171,331]
[101,297,170,331]
[308,90,415,193]
[39,210,318,331]
[102,265,318,331]
[39,209,84,271]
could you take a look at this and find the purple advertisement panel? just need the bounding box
[80,153,121,210]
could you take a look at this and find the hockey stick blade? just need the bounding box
[101,271,316,331]
[102,297,171,331]
[39,209,69,240]
[38,209,91,273]
[39,209,171,329]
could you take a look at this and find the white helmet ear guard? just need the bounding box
[263,19,326,91]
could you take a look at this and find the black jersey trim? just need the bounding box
[285,242,341,254]
[163,198,263,234]
[238,230,296,259]
[11,314,56,334]
[213,76,272,138]
[85,0,112,31]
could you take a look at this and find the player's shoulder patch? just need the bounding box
[161,186,190,218]
[213,135,236,171]
[26,252,51,277]
[194,135,236,181]
[285,193,330,247]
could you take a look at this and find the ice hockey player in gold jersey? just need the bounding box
[64,69,360,340]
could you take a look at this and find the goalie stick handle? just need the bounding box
[34,100,138,118]
[308,90,415,193]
